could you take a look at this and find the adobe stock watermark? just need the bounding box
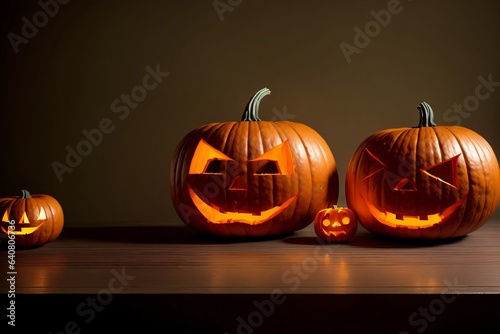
[7,0,71,54]
[48,267,135,334]
[339,0,417,64]
[442,73,499,125]
[213,0,243,22]
[224,239,340,334]
[51,64,169,182]
[6,220,17,327]
[177,105,297,226]
[399,277,466,334]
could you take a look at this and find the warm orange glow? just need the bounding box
[250,141,294,175]
[188,185,299,224]
[20,212,30,224]
[364,194,468,229]
[38,207,47,220]
[0,208,47,235]
[342,216,350,225]
[321,218,348,236]
[189,139,233,174]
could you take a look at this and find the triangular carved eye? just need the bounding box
[189,139,235,174]
[20,212,30,224]
[38,207,47,220]
[421,155,460,188]
[2,210,9,222]
[363,148,386,180]
[250,141,294,175]
[255,161,280,174]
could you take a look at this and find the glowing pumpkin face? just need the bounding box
[1,206,47,235]
[188,139,299,225]
[170,88,339,237]
[346,102,500,239]
[314,206,357,242]
[0,190,64,247]
[361,149,466,229]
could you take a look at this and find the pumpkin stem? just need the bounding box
[241,88,271,121]
[21,190,31,198]
[415,102,437,127]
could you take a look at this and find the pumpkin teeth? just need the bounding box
[188,185,299,225]
[363,194,468,229]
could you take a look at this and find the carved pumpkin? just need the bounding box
[0,190,64,247]
[314,205,357,242]
[170,88,338,237]
[346,102,500,239]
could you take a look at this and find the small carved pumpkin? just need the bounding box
[346,102,500,239]
[0,190,64,247]
[170,88,339,237]
[314,206,357,242]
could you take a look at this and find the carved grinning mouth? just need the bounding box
[322,230,347,237]
[363,194,468,229]
[1,222,45,235]
[188,185,299,225]
[321,220,348,236]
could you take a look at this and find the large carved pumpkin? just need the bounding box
[0,190,64,247]
[346,102,500,239]
[170,88,338,237]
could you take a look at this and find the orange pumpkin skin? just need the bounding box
[170,88,338,237]
[0,190,64,247]
[346,102,500,239]
[314,206,357,242]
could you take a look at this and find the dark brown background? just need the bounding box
[1,0,499,227]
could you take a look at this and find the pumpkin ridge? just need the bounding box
[267,121,297,233]
[430,127,460,238]
[255,121,273,228]
[471,133,493,230]
[207,121,237,213]
[457,128,493,233]
[440,127,474,237]
[285,122,316,221]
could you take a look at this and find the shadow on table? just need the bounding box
[58,225,295,245]
[2,224,468,248]
[283,229,468,248]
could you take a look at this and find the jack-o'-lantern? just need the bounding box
[346,102,500,239]
[170,88,338,237]
[0,190,64,247]
[314,205,357,242]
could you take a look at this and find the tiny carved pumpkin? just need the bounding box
[0,190,64,247]
[170,88,339,237]
[314,206,357,242]
[346,102,500,239]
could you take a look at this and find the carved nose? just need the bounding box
[229,175,247,190]
[394,178,417,191]
[332,221,341,228]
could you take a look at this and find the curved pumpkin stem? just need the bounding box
[415,102,437,127]
[21,189,31,198]
[241,87,271,121]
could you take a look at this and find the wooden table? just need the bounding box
[2,221,500,333]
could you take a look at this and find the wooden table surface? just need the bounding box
[4,220,500,295]
[2,221,500,333]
